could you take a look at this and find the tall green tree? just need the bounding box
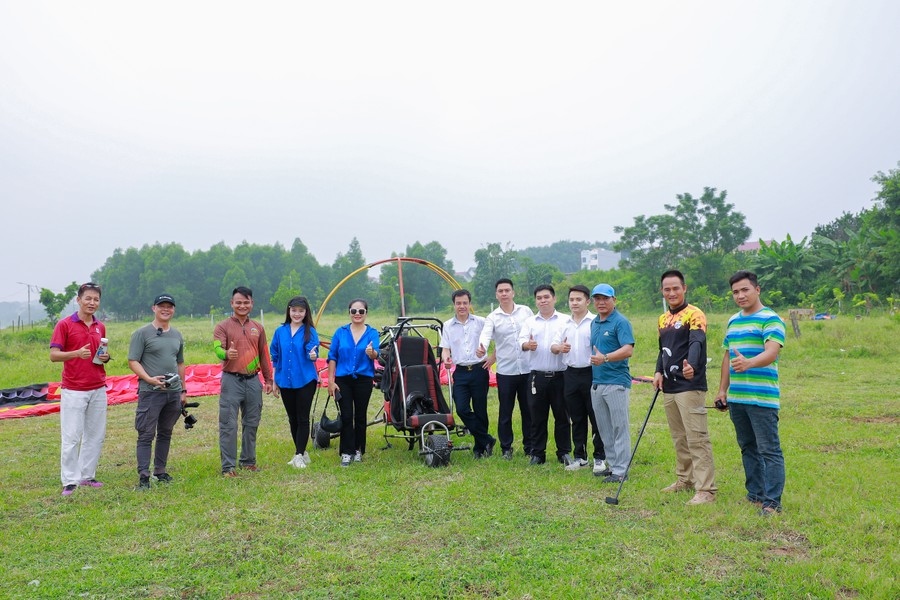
[471,243,520,303]
[613,187,751,296]
[378,241,455,314]
[328,238,372,312]
[39,282,79,324]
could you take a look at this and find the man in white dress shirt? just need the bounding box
[518,284,572,466]
[476,278,535,460]
[441,289,496,458]
[552,285,608,474]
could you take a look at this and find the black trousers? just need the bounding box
[528,371,571,461]
[280,380,317,455]
[451,365,493,452]
[496,373,535,454]
[335,376,373,456]
[563,366,605,461]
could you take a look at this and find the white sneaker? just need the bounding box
[593,459,610,476]
[565,458,589,471]
[340,454,352,467]
[301,451,310,466]
[289,454,306,469]
[354,450,362,463]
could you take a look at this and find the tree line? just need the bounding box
[39,164,899,322]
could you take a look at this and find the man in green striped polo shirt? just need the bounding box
[715,270,786,516]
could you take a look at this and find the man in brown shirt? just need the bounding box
[213,286,274,476]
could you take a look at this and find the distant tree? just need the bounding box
[518,240,610,273]
[39,282,79,324]
[328,238,372,311]
[752,235,818,305]
[518,257,564,298]
[471,243,521,303]
[379,241,455,314]
[270,270,303,315]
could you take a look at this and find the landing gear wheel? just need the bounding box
[422,434,451,468]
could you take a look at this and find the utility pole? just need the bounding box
[16,281,37,326]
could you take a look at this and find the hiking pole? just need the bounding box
[605,388,661,506]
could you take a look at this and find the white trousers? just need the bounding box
[60,387,108,486]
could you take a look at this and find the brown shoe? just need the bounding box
[661,481,693,493]
[222,470,238,478]
[748,499,763,508]
[687,491,716,505]
[240,464,260,472]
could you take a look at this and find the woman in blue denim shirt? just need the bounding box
[327,298,380,467]
[270,296,320,469]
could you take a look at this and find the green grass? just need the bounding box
[0,313,898,598]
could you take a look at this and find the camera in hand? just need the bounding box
[714,399,727,410]
[162,372,180,388]
[182,401,200,429]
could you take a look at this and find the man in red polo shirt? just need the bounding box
[50,282,111,497]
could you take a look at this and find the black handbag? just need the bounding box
[319,391,343,434]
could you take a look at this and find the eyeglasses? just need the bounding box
[79,282,101,293]
[349,308,367,315]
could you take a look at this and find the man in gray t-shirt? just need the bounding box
[127,293,186,489]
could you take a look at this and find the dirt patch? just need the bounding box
[850,415,899,424]
[767,530,810,559]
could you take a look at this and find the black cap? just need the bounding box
[154,293,176,306]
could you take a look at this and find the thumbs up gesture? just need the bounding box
[559,337,571,354]
[730,349,750,373]
[590,345,605,366]
[523,333,537,352]
[309,347,318,360]
[476,343,486,358]
[365,341,377,359]
[227,340,238,360]
[682,358,694,380]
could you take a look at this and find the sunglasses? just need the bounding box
[79,282,101,293]
[349,308,367,315]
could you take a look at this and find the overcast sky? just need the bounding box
[2,1,898,303]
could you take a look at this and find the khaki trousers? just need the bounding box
[663,390,717,492]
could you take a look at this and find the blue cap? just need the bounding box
[591,284,615,298]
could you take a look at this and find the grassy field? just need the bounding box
[0,311,897,598]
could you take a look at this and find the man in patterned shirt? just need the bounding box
[653,270,717,505]
[715,271,786,516]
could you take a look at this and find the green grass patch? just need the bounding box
[0,313,898,598]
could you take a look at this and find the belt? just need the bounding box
[567,365,592,372]
[457,362,485,371]
[225,371,259,381]
[532,370,562,378]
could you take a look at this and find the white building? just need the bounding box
[580,248,621,271]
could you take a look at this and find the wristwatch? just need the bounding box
[604,354,610,363]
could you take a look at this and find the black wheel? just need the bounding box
[312,422,331,449]
[422,434,450,468]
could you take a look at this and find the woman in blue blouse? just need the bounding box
[327,298,380,467]
[270,296,320,469]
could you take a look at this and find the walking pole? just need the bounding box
[605,388,661,506]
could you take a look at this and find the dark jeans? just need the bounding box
[335,375,373,456]
[496,373,534,454]
[135,389,182,477]
[563,367,605,461]
[528,371,571,461]
[729,402,785,510]
[280,380,317,455]
[451,364,493,453]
